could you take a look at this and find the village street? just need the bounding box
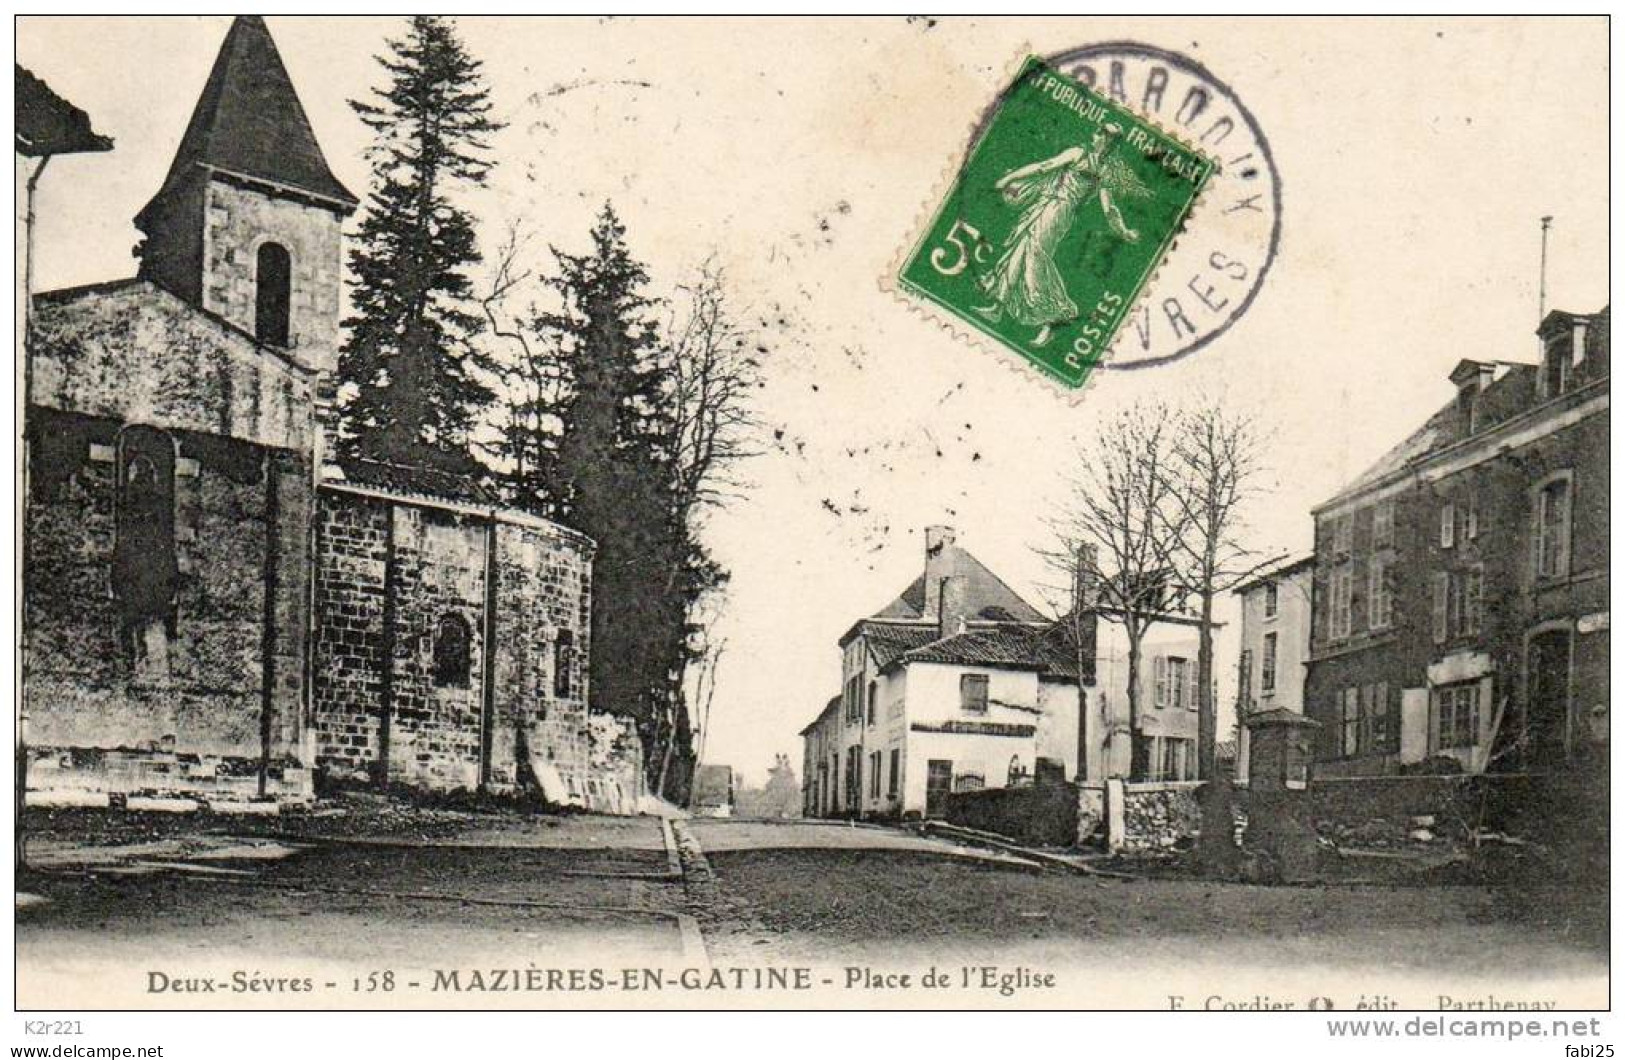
[15,806,1607,1009]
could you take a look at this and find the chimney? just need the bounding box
[1072,543,1099,614]
[1537,311,1592,399]
[938,575,968,639]
[922,525,957,619]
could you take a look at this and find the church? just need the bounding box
[21,17,642,811]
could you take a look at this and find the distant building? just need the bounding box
[1303,308,1609,776]
[799,526,1212,820]
[1232,556,1314,782]
[690,764,736,818]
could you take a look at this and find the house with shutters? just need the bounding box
[799,525,1209,820]
[1303,306,1609,778]
[1232,555,1314,782]
[21,17,641,811]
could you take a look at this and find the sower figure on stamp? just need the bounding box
[976,124,1145,347]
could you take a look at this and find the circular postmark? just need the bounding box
[1044,42,1282,370]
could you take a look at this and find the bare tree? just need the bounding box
[481,224,569,512]
[665,262,765,516]
[1158,402,1280,870]
[1160,403,1281,781]
[1045,401,1185,780]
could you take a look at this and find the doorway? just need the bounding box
[1526,630,1573,770]
[925,759,952,818]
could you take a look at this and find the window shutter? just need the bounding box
[1432,573,1449,642]
[1184,665,1197,709]
[1440,503,1455,548]
[1556,483,1572,576]
[1153,656,1168,707]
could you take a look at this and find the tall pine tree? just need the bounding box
[338,16,502,472]
[529,206,698,797]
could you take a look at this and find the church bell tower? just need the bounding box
[133,16,356,384]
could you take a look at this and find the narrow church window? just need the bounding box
[113,426,179,681]
[432,613,472,689]
[554,629,575,699]
[255,242,291,346]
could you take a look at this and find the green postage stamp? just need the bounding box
[897,56,1216,390]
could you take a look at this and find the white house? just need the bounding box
[801,526,1211,820]
[1232,556,1314,782]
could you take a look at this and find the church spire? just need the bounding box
[136,15,355,228]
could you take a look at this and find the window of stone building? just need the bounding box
[959,673,989,713]
[432,613,472,688]
[554,629,575,698]
[888,749,900,797]
[113,426,179,680]
[1439,502,1456,548]
[1533,474,1573,580]
[1373,499,1395,548]
[1435,682,1480,750]
[869,751,882,798]
[866,680,877,726]
[1331,514,1353,556]
[1368,682,1392,750]
[1263,581,1279,618]
[1368,554,1393,630]
[1328,566,1354,640]
[255,242,291,347]
[1433,567,1484,642]
[1261,633,1278,693]
[1341,687,1362,756]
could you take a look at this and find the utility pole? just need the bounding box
[1538,215,1554,321]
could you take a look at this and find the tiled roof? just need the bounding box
[1320,306,1608,510]
[327,456,494,507]
[872,546,1047,623]
[858,622,942,667]
[893,623,1083,680]
[1231,554,1315,596]
[138,16,355,225]
[16,65,112,157]
[799,694,841,735]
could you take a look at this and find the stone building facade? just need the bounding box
[21,17,637,810]
[25,281,319,800]
[1304,307,1609,777]
[310,469,632,807]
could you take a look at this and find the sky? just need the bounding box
[17,16,1608,786]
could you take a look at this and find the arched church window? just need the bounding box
[113,426,179,679]
[554,629,575,699]
[432,613,472,689]
[255,242,291,346]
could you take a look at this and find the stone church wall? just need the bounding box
[23,404,313,801]
[312,486,625,808]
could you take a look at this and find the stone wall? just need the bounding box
[202,179,344,378]
[24,407,312,800]
[945,779,1078,847]
[311,486,613,807]
[1116,780,1203,852]
[311,492,388,780]
[31,281,314,454]
[1307,773,1536,849]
